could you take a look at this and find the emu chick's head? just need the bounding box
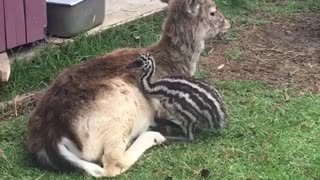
[126,53,155,72]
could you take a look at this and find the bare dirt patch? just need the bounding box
[201,13,320,92]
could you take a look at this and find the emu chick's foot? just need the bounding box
[164,136,193,142]
[163,135,193,145]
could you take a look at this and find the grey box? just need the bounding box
[46,0,105,38]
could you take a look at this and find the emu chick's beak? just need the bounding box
[126,60,142,69]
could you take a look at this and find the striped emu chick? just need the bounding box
[127,53,228,141]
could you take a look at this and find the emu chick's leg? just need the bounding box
[186,121,196,141]
[152,107,193,142]
[153,118,194,142]
[165,122,195,142]
[152,117,186,136]
[154,117,182,129]
[101,131,165,177]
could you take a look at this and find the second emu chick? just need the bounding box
[127,53,228,141]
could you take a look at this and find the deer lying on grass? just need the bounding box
[27,0,230,177]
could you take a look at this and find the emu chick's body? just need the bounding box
[127,53,228,140]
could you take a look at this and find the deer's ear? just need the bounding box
[160,0,169,4]
[187,0,201,16]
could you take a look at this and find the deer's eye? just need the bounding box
[210,12,215,16]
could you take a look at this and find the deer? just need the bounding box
[27,0,230,177]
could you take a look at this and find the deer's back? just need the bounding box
[27,48,146,156]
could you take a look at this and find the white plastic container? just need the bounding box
[46,0,105,37]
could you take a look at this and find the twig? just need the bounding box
[254,43,268,48]
[251,47,292,54]
[120,8,138,13]
[252,24,256,31]
[260,45,281,53]
[1,90,43,108]
[0,149,14,169]
[305,169,318,180]
[287,53,304,60]
[249,55,263,62]
[35,173,46,180]
[283,89,290,102]
[255,33,266,41]
[271,45,280,49]
[13,96,18,117]
[0,90,44,121]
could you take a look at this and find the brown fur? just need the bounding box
[27,0,230,177]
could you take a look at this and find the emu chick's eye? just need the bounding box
[210,12,215,16]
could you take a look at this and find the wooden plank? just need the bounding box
[4,0,26,49]
[25,0,47,43]
[0,52,10,81]
[0,0,6,52]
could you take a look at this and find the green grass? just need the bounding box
[0,0,320,179]
[225,48,245,61]
[1,82,319,179]
[194,70,210,80]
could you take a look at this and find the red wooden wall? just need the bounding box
[0,0,5,51]
[0,0,46,52]
[25,0,47,43]
[4,0,26,49]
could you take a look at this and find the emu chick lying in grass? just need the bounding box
[127,53,228,141]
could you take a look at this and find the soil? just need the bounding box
[201,13,320,92]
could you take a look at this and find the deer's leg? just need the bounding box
[101,131,165,177]
[121,131,165,169]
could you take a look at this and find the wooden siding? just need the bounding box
[25,0,47,43]
[0,0,6,51]
[0,0,46,52]
[4,0,26,49]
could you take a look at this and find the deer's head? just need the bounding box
[161,0,230,41]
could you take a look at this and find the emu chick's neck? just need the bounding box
[140,61,156,94]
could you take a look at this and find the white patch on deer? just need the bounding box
[58,137,104,177]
